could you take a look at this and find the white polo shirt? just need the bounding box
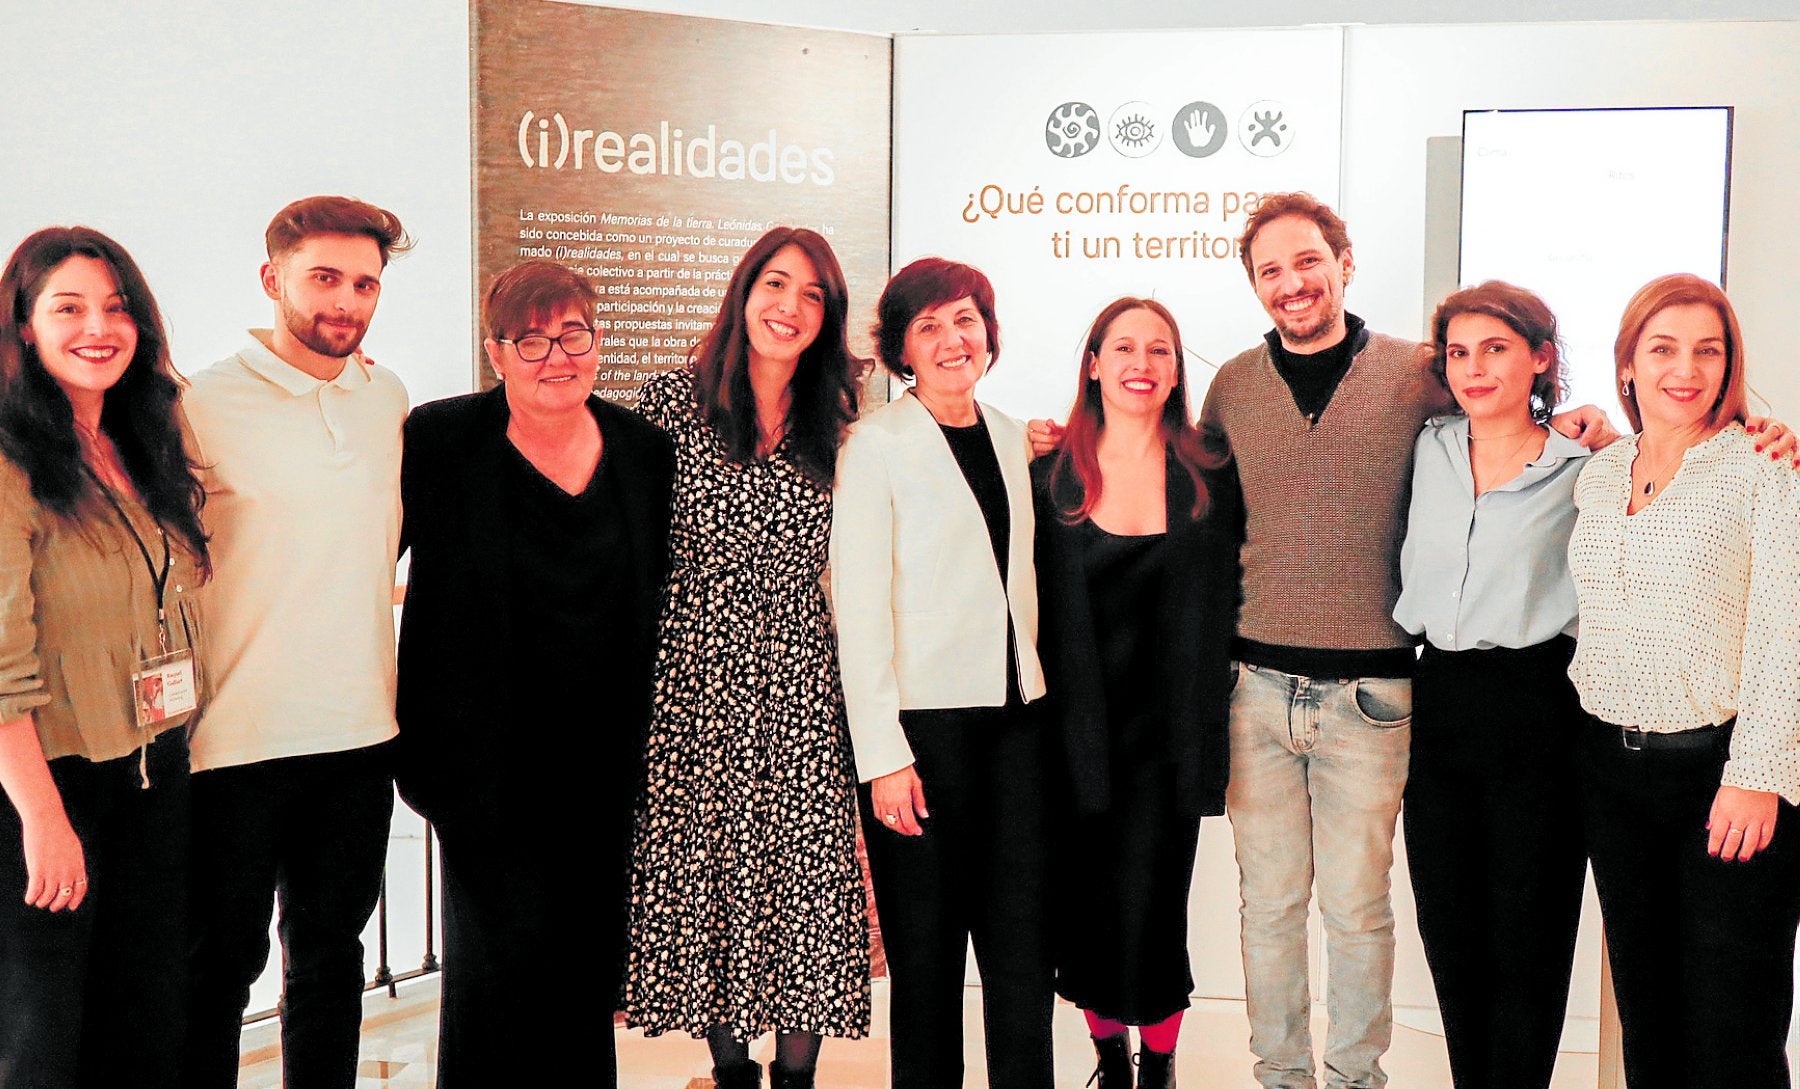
[184,330,405,772]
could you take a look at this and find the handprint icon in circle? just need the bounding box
[1171,100,1227,158]
[1239,100,1293,157]
[1106,100,1164,158]
[1045,102,1101,158]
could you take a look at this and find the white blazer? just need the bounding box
[829,392,1046,783]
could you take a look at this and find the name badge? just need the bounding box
[133,649,198,729]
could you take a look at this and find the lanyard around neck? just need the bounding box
[87,471,174,651]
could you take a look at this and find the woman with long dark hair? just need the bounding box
[0,226,209,1088]
[1034,297,1237,1089]
[625,226,868,1089]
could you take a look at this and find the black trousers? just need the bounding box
[1578,713,1800,1089]
[1402,638,1587,1089]
[859,702,1053,1089]
[0,730,188,1089]
[181,742,394,1089]
[433,788,630,1089]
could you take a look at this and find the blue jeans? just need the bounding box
[1225,663,1411,1089]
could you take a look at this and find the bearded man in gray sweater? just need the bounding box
[1197,194,1612,1089]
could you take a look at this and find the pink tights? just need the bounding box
[1084,1008,1183,1054]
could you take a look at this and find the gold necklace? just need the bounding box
[1468,425,1538,442]
[1469,425,1540,482]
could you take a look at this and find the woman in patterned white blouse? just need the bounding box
[1566,273,1800,1089]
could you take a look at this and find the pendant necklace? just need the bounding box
[1635,440,1686,497]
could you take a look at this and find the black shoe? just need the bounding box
[712,1059,763,1089]
[1135,1043,1176,1089]
[1086,1034,1133,1088]
[769,1062,816,1089]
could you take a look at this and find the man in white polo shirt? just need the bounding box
[180,195,411,1089]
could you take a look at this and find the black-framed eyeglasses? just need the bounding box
[499,326,595,363]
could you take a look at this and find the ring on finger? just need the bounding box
[56,886,72,897]
[883,813,899,825]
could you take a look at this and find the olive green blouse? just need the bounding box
[0,456,207,763]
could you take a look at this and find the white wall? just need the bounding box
[0,0,473,406]
[590,0,1796,33]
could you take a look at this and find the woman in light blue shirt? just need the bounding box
[1393,281,1592,1089]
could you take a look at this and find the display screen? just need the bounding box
[1459,106,1732,423]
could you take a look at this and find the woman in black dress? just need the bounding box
[395,259,676,1088]
[1033,297,1238,1089]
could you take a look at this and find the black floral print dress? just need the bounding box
[624,367,871,1039]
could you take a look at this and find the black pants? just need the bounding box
[1578,714,1800,1089]
[859,703,1053,1089]
[1402,638,1587,1089]
[0,730,188,1089]
[181,743,394,1089]
[434,790,630,1089]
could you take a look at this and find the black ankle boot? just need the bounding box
[1086,1034,1133,1088]
[712,1059,763,1089]
[768,1062,816,1089]
[1135,1043,1176,1089]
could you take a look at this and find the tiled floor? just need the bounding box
[241,976,1601,1088]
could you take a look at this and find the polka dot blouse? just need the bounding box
[1568,424,1800,803]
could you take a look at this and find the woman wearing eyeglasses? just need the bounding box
[394,259,677,1087]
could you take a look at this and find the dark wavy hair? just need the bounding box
[0,227,209,565]
[688,226,859,486]
[1047,297,1219,523]
[1236,192,1351,280]
[1429,280,1567,424]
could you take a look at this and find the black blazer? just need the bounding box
[1032,452,1241,818]
[393,386,675,825]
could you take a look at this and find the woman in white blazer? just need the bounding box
[829,257,1052,1089]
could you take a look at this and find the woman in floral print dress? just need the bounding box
[625,226,869,1089]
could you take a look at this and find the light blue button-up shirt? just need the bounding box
[1394,415,1591,652]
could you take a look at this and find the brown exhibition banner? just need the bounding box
[471,0,892,401]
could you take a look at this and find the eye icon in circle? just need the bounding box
[1171,101,1227,158]
[1107,101,1163,158]
[1239,100,1293,157]
[1045,102,1101,158]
